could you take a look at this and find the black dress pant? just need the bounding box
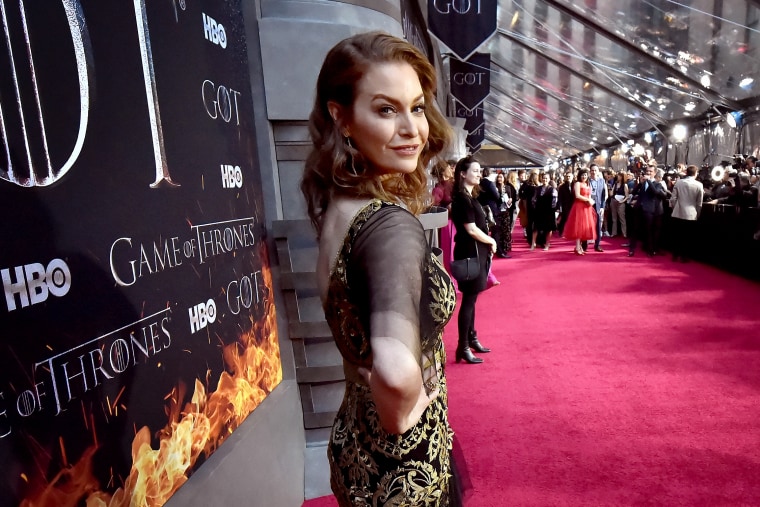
[670,217,697,260]
[458,290,479,348]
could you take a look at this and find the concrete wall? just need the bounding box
[257,0,403,226]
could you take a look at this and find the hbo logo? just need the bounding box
[189,298,217,334]
[221,164,242,188]
[2,259,71,312]
[202,13,227,48]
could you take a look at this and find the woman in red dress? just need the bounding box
[563,168,597,255]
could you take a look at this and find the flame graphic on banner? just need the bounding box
[20,260,282,507]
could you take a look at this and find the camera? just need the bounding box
[732,154,745,170]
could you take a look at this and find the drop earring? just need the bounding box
[343,135,359,176]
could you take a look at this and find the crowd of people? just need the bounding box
[432,156,760,264]
[305,30,758,507]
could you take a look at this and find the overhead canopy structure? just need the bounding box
[447,0,760,167]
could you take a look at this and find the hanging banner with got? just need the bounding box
[450,53,490,111]
[428,0,498,61]
[457,104,485,152]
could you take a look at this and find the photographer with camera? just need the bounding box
[627,162,668,257]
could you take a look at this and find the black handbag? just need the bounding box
[450,243,480,282]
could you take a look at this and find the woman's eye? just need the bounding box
[412,104,426,114]
[379,105,396,115]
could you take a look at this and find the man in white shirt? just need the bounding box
[669,164,704,262]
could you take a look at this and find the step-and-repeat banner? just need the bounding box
[0,1,281,505]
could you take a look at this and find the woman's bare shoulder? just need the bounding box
[316,197,374,296]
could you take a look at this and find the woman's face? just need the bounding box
[579,172,588,182]
[444,164,454,180]
[462,162,482,187]
[496,174,504,185]
[541,174,550,185]
[333,62,429,175]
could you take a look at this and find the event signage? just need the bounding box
[450,53,490,111]
[458,104,485,152]
[0,1,281,505]
[428,0,498,61]
[400,0,436,64]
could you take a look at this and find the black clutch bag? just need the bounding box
[450,244,480,282]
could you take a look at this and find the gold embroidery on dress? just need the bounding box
[325,201,457,506]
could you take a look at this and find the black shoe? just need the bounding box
[627,251,634,257]
[621,243,630,247]
[455,346,483,364]
[594,246,604,252]
[469,338,491,353]
[680,258,689,263]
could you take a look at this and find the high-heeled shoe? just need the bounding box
[468,331,491,353]
[469,338,491,353]
[455,346,483,364]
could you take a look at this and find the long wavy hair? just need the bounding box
[301,31,453,233]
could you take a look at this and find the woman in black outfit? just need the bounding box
[494,172,515,257]
[518,170,538,243]
[531,172,558,250]
[451,156,497,364]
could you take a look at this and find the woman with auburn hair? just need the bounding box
[301,32,462,506]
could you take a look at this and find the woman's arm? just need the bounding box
[464,222,497,253]
[573,181,591,203]
[431,185,444,206]
[348,207,436,435]
[360,335,434,434]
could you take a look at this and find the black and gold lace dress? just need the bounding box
[324,200,458,506]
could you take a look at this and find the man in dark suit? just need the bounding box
[628,163,668,257]
[478,167,501,243]
[582,164,608,252]
[478,167,500,218]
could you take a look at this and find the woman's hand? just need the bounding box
[588,198,595,207]
[358,336,436,434]
[488,237,497,254]
[358,366,438,434]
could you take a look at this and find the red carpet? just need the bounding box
[305,228,760,506]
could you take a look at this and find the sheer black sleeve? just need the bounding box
[347,205,438,393]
